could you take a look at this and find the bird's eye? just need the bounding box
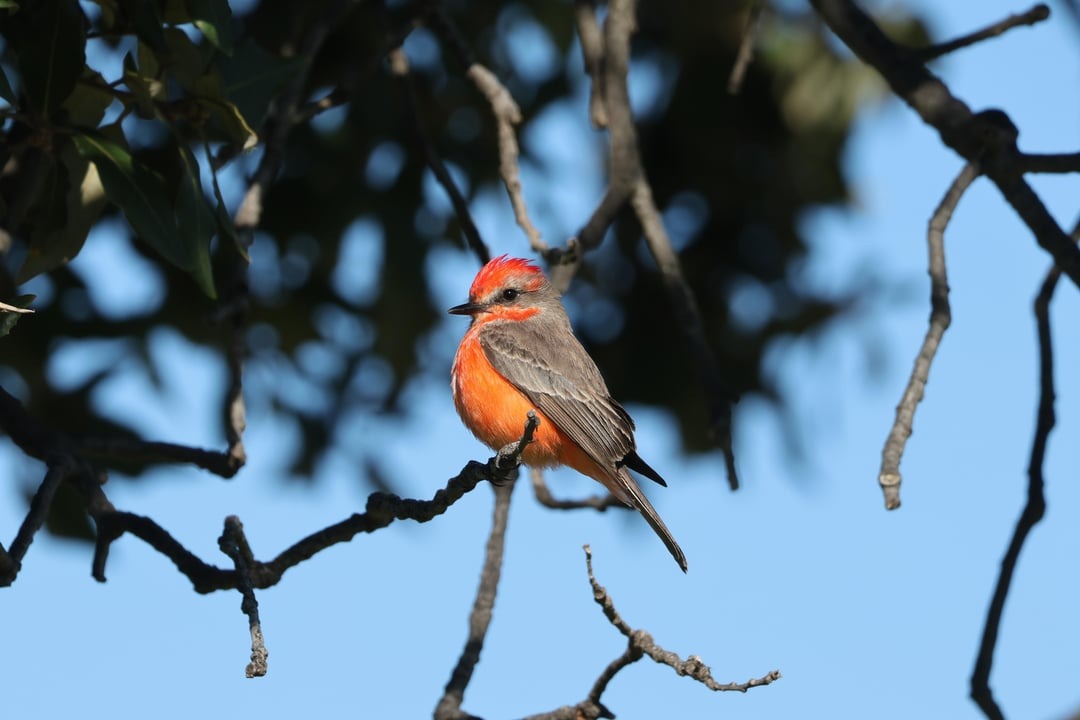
[500,288,519,302]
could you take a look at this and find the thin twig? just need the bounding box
[92,457,501,592]
[428,8,547,256]
[219,516,269,678]
[879,162,979,510]
[434,480,515,720]
[574,0,608,129]
[0,460,72,585]
[467,63,547,255]
[529,468,626,512]
[77,436,244,478]
[571,0,641,260]
[918,3,1050,61]
[221,274,248,471]
[524,546,780,718]
[970,263,1060,720]
[728,2,763,94]
[490,410,540,479]
[585,546,780,691]
[389,47,490,265]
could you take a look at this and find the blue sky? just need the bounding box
[3,1,1079,718]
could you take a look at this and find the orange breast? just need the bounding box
[451,327,622,498]
[451,330,564,467]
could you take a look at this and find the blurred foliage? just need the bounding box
[0,0,926,539]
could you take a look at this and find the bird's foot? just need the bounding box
[488,442,523,485]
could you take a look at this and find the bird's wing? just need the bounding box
[479,318,637,471]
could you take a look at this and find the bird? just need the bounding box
[449,255,687,572]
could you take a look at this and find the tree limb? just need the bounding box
[878,162,979,510]
[389,46,490,265]
[809,0,1080,291]
[605,0,740,489]
[529,468,626,512]
[428,9,548,257]
[1019,152,1080,174]
[434,481,515,720]
[918,3,1050,61]
[970,258,1063,720]
[219,516,270,678]
[0,459,73,586]
[574,0,608,129]
[728,2,763,94]
[524,546,781,719]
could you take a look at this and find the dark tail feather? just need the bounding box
[622,451,667,487]
[621,472,687,572]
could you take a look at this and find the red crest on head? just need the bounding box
[470,255,546,298]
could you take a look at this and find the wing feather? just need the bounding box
[479,319,635,471]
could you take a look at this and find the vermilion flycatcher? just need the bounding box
[450,255,687,572]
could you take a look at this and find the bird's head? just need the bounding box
[448,255,556,322]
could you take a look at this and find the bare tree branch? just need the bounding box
[525,546,781,719]
[605,0,740,489]
[728,2,763,94]
[809,0,1080,292]
[1,384,538,594]
[918,3,1050,61]
[1019,152,1080,174]
[428,9,547,257]
[529,468,626,512]
[574,0,608,129]
[219,516,269,678]
[0,459,73,586]
[971,255,1066,719]
[92,458,506,593]
[587,545,780,692]
[434,481,515,720]
[879,162,979,510]
[77,436,245,478]
[390,46,490,265]
[434,413,534,717]
[468,63,548,256]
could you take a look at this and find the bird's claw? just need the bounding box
[488,442,523,485]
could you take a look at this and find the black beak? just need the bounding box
[448,301,486,316]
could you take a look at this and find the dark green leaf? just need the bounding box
[197,96,257,148]
[61,70,115,127]
[19,154,69,265]
[206,143,243,260]
[0,0,20,13]
[136,40,162,80]
[0,64,14,105]
[116,0,166,52]
[163,26,213,93]
[162,0,187,23]
[73,132,183,267]
[176,145,217,297]
[221,38,303,130]
[187,0,232,55]
[74,131,218,296]
[18,139,107,282]
[0,295,36,339]
[123,50,165,118]
[13,0,85,116]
